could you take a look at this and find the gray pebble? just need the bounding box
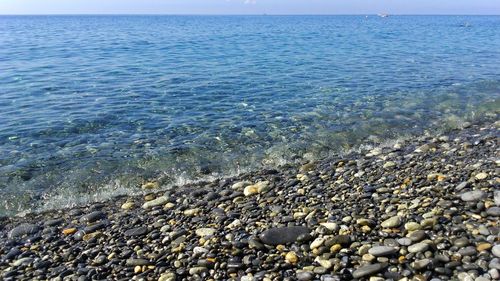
[458,246,477,256]
[8,223,40,239]
[492,245,500,258]
[461,190,486,202]
[411,259,430,270]
[487,207,500,217]
[296,271,314,281]
[368,246,398,257]
[352,263,387,278]
[79,211,106,224]
[126,258,151,266]
[124,226,149,237]
[408,242,429,253]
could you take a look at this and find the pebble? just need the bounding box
[44,218,64,226]
[407,230,427,242]
[316,259,333,270]
[456,181,469,191]
[405,222,422,231]
[244,181,270,196]
[62,228,77,235]
[381,216,403,228]
[259,226,310,245]
[493,245,500,258]
[8,223,40,239]
[296,271,314,281]
[489,268,499,279]
[397,238,413,246]
[475,172,488,180]
[352,263,387,278]
[411,259,431,270]
[195,228,216,237]
[330,235,351,246]
[320,222,339,231]
[12,257,33,267]
[126,258,151,266]
[420,218,437,229]
[477,243,492,252]
[121,202,135,210]
[124,226,148,237]
[244,185,259,196]
[454,237,470,247]
[458,246,477,256]
[310,238,325,249]
[368,246,399,257]
[189,266,208,275]
[408,242,430,253]
[141,181,159,189]
[158,272,176,281]
[231,180,250,189]
[5,248,21,260]
[142,196,169,209]
[383,161,396,169]
[79,211,106,224]
[183,208,199,216]
[461,190,486,202]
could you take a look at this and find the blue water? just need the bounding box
[0,15,499,215]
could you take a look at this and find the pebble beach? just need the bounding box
[0,121,499,281]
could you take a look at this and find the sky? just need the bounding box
[0,0,499,15]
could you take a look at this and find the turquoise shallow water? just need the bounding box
[0,15,499,215]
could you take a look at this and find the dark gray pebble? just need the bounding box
[83,222,106,233]
[369,246,398,257]
[458,246,477,256]
[259,226,310,245]
[487,207,500,217]
[5,247,21,260]
[124,226,148,236]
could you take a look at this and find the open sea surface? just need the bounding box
[0,15,499,216]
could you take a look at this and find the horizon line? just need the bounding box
[1,13,500,16]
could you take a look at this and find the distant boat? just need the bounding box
[378,13,389,18]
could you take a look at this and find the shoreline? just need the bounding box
[5,115,498,220]
[0,121,499,280]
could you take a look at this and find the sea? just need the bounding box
[0,15,499,216]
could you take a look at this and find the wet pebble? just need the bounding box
[352,263,387,278]
[408,242,430,253]
[460,190,486,202]
[8,223,40,239]
[79,211,106,224]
